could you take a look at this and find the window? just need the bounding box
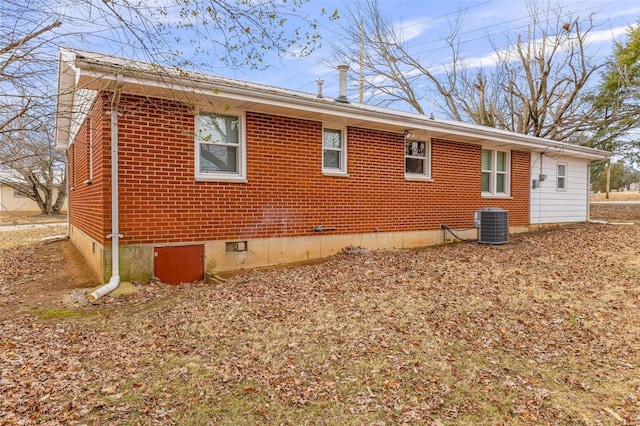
[195,112,246,181]
[13,189,26,198]
[86,117,93,183]
[405,139,431,179]
[481,149,510,195]
[557,163,567,190]
[322,127,347,175]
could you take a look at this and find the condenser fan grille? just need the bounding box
[474,208,508,244]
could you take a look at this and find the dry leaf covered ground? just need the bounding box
[1,206,640,425]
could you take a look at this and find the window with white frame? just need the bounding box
[481,149,510,195]
[557,163,567,190]
[405,139,431,178]
[195,112,246,181]
[322,127,347,174]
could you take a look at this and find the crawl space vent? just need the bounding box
[474,208,509,245]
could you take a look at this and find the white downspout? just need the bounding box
[66,150,71,234]
[89,73,124,302]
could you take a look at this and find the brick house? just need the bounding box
[0,169,67,215]
[55,48,609,293]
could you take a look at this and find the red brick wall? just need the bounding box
[68,93,110,244]
[69,93,530,246]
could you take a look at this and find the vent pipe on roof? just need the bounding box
[335,65,350,104]
[316,78,324,98]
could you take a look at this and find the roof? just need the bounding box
[0,168,65,185]
[0,169,22,184]
[56,47,610,160]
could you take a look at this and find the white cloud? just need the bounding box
[393,19,431,43]
[587,26,629,43]
[440,24,631,72]
[459,51,506,70]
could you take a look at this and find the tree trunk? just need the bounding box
[52,175,67,214]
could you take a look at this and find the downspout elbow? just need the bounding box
[88,275,120,303]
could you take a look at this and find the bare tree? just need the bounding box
[0,0,66,213]
[334,0,604,142]
[0,122,67,214]
[1,1,61,138]
[51,0,334,70]
[1,0,335,214]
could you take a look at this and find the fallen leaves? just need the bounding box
[1,212,640,423]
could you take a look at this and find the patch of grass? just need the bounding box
[32,309,84,319]
[590,191,640,202]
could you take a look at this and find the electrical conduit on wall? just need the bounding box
[89,73,123,302]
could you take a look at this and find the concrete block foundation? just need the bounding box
[69,225,532,283]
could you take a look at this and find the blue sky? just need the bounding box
[58,0,640,103]
[216,0,640,98]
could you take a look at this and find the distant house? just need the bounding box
[0,169,67,215]
[55,48,609,286]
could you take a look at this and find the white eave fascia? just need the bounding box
[420,120,611,160]
[190,82,611,160]
[55,50,77,150]
[63,48,611,161]
[56,49,97,151]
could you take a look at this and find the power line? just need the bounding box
[406,0,619,52]
[277,0,494,89]
[283,0,624,92]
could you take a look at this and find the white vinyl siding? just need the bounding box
[195,112,246,182]
[530,154,588,224]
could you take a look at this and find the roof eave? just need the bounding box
[55,49,77,150]
[62,48,611,161]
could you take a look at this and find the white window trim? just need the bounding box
[557,162,567,191]
[322,125,348,176]
[405,138,432,181]
[84,117,93,185]
[481,148,511,197]
[195,111,247,183]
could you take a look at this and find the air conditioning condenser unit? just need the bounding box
[474,208,509,244]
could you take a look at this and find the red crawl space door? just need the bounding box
[153,245,204,285]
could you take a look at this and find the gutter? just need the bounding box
[67,49,610,161]
[88,73,124,303]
